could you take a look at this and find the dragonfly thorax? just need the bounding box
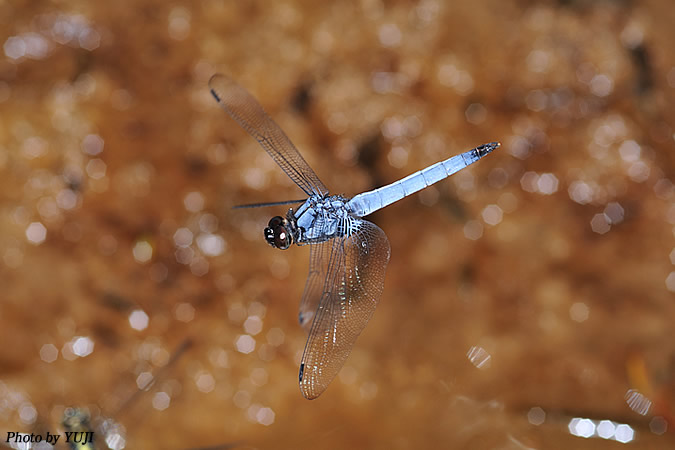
[292,195,352,245]
[264,195,353,249]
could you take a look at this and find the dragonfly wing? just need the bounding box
[209,74,329,197]
[298,240,332,333]
[299,219,391,399]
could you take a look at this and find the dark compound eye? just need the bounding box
[268,216,284,228]
[264,216,292,250]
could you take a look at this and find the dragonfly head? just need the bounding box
[264,216,293,249]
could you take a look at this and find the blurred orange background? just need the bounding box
[1,0,674,449]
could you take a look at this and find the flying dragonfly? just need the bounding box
[209,74,499,400]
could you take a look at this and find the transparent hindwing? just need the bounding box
[298,219,391,400]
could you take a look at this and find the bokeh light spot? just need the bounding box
[463,220,483,240]
[168,7,191,41]
[71,336,94,357]
[481,204,503,226]
[625,389,651,415]
[152,391,171,411]
[184,191,205,212]
[39,343,58,363]
[173,227,194,247]
[569,417,595,438]
[81,134,104,155]
[86,158,107,179]
[589,74,613,97]
[128,309,149,331]
[25,222,47,245]
[569,302,589,322]
[18,403,37,425]
[196,233,226,256]
[467,346,491,369]
[175,303,195,322]
[378,23,401,47]
[596,420,616,439]
[132,240,153,263]
[243,315,263,335]
[590,213,611,234]
[649,416,668,435]
[235,335,256,354]
[614,424,635,443]
[527,407,545,425]
[604,202,624,224]
[195,371,215,393]
[465,103,487,125]
[665,272,675,292]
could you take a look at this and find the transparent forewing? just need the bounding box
[299,219,391,399]
[298,240,332,333]
[209,74,329,197]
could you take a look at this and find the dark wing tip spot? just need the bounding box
[299,363,305,382]
[210,88,221,102]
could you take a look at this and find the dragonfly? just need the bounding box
[209,73,499,400]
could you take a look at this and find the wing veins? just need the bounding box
[209,74,329,196]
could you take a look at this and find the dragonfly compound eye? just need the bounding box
[264,216,292,249]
